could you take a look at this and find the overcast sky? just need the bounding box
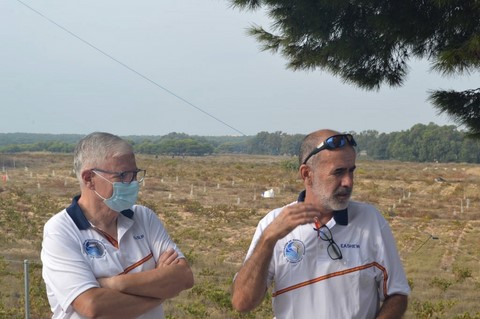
[1,0,479,137]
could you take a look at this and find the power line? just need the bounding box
[14,0,247,136]
[414,233,439,253]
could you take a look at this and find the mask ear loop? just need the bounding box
[91,170,114,200]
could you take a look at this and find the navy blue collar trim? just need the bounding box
[66,195,134,230]
[297,190,348,226]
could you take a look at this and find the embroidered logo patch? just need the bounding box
[284,239,305,263]
[83,239,106,258]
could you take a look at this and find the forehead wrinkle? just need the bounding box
[317,147,356,171]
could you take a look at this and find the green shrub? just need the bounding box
[430,276,453,292]
[411,299,456,319]
[453,266,472,282]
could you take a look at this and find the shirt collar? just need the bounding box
[297,190,349,226]
[66,195,134,230]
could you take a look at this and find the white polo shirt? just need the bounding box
[41,196,184,319]
[245,191,410,319]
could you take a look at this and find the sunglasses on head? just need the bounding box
[302,134,357,165]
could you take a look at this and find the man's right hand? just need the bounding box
[264,202,324,242]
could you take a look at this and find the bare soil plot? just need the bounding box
[0,153,478,318]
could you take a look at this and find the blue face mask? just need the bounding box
[93,172,139,212]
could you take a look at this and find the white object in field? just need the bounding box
[262,189,275,198]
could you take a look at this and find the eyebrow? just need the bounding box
[332,165,356,174]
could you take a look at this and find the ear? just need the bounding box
[300,164,312,185]
[81,170,95,189]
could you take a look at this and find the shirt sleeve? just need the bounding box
[41,219,99,313]
[375,212,411,299]
[244,208,283,286]
[141,207,185,263]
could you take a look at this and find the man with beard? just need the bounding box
[231,129,410,319]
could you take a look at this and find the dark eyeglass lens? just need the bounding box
[346,134,357,146]
[330,136,347,148]
[328,243,342,259]
[318,226,343,260]
[119,170,145,184]
[319,228,332,241]
[303,134,355,165]
[119,171,135,183]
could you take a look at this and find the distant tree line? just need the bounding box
[354,123,480,163]
[0,123,479,163]
[0,141,75,153]
[133,133,215,156]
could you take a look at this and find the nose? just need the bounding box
[341,172,354,188]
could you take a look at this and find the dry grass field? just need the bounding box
[0,153,479,318]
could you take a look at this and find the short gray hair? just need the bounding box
[73,132,133,182]
[299,132,320,167]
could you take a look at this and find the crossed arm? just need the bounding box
[72,249,194,318]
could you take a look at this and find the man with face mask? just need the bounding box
[41,132,194,319]
[231,129,410,319]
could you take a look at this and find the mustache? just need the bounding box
[334,187,352,197]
